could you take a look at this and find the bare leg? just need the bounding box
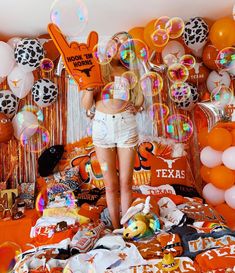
[117,146,137,216]
[95,146,120,229]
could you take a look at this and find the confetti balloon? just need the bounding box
[170,82,191,103]
[216,47,235,71]
[140,72,163,96]
[0,242,21,272]
[93,40,117,65]
[166,17,185,39]
[40,58,54,72]
[122,71,138,89]
[179,55,196,70]
[50,0,88,37]
[21,105,44,122]
[148,103,169,123]
[151,28,169,47]
[167,63,189,82]
[154,16,172,32]
[20,125,50,153]
[119,39,149,69]
[165,114,193,142]
[12,111,39,140]
[210,85,234,109]
[101,81,130,111]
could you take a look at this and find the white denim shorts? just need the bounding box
[92,110,138,148]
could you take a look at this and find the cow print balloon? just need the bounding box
[32,79,58,107]
[0,90,18,118]
[15,38,44,72]
[183,17,209,52]
[175,83,199,111]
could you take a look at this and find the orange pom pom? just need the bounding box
[208,127,232,151]
[210,165,235,189]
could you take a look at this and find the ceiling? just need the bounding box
[0,0,234,39]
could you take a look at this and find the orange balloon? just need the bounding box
[198,127,209,148]
[200,165,211,183]
[209,17,235,50]
[215,203,235,230]
[208,127,232,151]
[0,113,13,143]
[231,129,235,146]
[0,242,21,272]
[144,19,164,53]
[202,43,220,70]
[128,27,145,41]
[210,165,235,189]
[187,63,210,84]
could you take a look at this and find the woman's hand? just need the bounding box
[124,102,138,115]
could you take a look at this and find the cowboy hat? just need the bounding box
[157,253,180,271]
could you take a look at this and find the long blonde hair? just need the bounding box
[101,32,144,107]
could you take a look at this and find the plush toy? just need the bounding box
[121,196,160,240]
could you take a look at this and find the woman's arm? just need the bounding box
[81,89,95,110]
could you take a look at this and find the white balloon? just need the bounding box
[191,47,204,58]
[7,37,21,49]
[162,41,185,64]
[200,146,223,168]
[203,183,225,206]
[12,111,38,140]
[206,71,231,93]
[222,146,235,170]
[225,186,235,209]
[7,66,34,99]
[0,42,15,77]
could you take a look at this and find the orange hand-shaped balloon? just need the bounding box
[48,23,103,90]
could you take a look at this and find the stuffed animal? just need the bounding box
[121,196,160,240]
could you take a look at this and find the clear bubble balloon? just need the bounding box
[154,16,172,32]
[50,0,88,37]
[166,17,185,39]
[20,125,50,153]
[101,81,130,111]
[151,28,169,47]
[40,58,54,72]
[119,39,149,69]
[140,72,163,96]
[163,54,178,67]
[170,82,191,103]
[21,105,44,122]
[148,103,169,123]
[216,47,235,71]
[165,114,193,142]
[167,63,189,82]
[122,71,138,89]
[0,242,22,272]
[180,54,196,70]
[210,85,234,109]
[93,40,117,65]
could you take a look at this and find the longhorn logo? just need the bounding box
[158,157,180,168]
[75,65,95,77]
